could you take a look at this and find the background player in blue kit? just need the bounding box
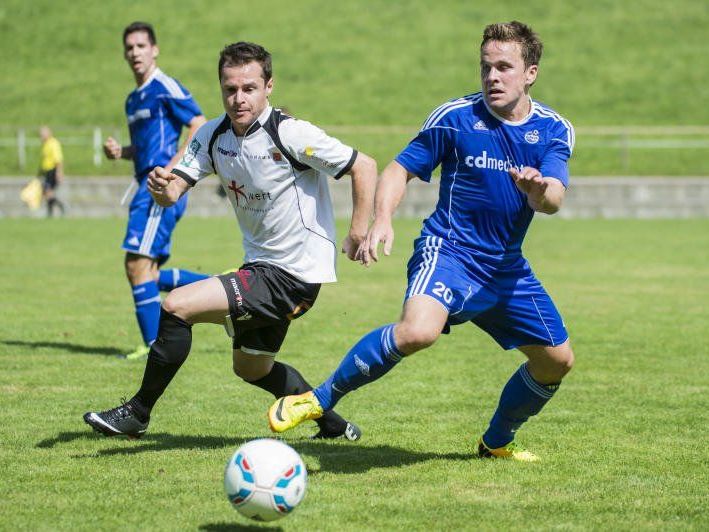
[104,22,209,360]
[269,21,576,461]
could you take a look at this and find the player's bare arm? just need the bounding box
[165,115,207,171]
[360,160,417,266]
[341,152,377,262]
[509,166,565,214]
[147,166,190,207]
[103,136,135,160]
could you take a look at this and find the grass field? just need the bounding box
[2,0,709,175]
[1,217,707,530]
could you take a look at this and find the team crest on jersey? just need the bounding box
[524,129,540,144]
[270,149,287,164]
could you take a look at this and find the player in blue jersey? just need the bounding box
[268,21,575,461]
[104,22,209,360]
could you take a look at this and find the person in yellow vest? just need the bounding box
[38,126,66,217]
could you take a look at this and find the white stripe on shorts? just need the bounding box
[408,236,442,297]
[139,203,163,256]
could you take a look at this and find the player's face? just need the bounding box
[220,62,273,135]
[480,40,537,120]
[123,31,158,82]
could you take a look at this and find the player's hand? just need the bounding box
[342,231,366,263]
[147,166,176,201]
[103,137,122,160]
[359,219,394,267]
[509,166,547,201]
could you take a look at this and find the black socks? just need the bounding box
[133,309,192,413]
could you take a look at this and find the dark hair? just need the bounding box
[218,42,272,82]
[123,21,157,45]
[481,21,543,67]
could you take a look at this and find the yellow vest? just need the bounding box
[40,137,63,171]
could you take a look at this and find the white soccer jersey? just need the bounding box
[173,106,357,283]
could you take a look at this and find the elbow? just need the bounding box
[358,153,378,177]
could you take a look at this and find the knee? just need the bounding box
[549,345,575,380]
[395,322,441,354]
[232,358,272,382]
[524,342,575,384]
[162,291,189,321]
[124,256,157,284]
[561,347,575,374]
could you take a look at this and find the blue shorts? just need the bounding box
[405,236,568,350]
[121,181,189,265]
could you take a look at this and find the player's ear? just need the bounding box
[152,45,160,60]
[526,64,538,87]
[265,77,274,97]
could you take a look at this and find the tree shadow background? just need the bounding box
[2,339,124,357]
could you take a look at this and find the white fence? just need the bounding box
[2,125,709,171]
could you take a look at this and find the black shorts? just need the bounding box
[42,169,58,191]
[218,262,321,354]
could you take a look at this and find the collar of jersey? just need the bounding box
[482,94,534,126]
[231,105,272,138]
[135,67,161,92]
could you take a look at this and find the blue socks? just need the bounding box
[314,324,403,410]
[483,363,560,448]
[132,281,161,346]
[157,268,209,291]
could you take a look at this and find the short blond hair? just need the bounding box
[481,21,543,67]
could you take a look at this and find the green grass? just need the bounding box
[1,0,709,175]
[1,217,708,530]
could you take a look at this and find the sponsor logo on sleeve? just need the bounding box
[301,146,339,169]
[183,138,201,165]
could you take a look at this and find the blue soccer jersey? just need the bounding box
[125,67,202,179]
[396,92,574,266]
[121,68,201,262]
[397,93,574,349]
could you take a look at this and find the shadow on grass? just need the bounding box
[199,523,282,532]
[36,431,248,452]
[1,339,124,357]
[37,431,471,474]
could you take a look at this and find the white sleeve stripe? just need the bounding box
[532,106,575,153]
[423,99,477,131]
[422,93,480,130]
[422,101,459,130]
[155,72,188,99]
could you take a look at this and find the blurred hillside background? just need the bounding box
[1,0,708,176]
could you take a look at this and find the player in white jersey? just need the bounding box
[84,42,376,441]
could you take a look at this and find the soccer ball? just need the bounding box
[224,439,307,522]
